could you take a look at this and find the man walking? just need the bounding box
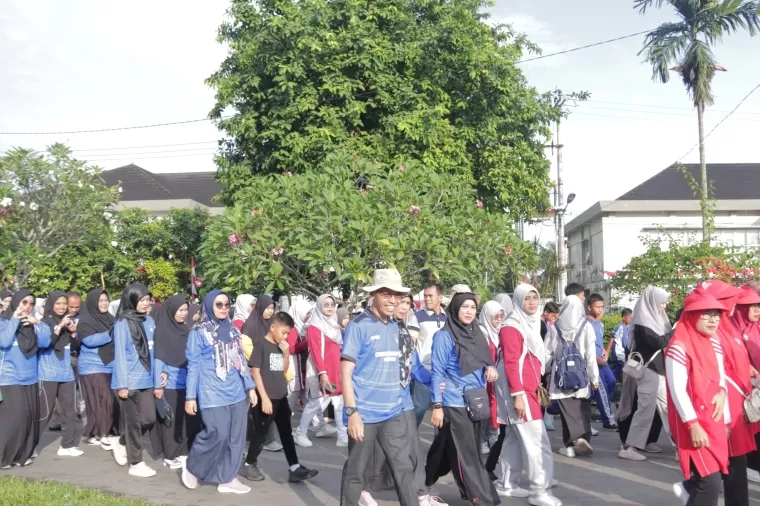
[411,283,447,426]
[587,294,617,431]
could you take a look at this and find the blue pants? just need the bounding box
[411,380,431,427]
[591,364,617,427]
[609,360,624,382]
[187,399,247,484]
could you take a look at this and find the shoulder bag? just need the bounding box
[725,376,760,423]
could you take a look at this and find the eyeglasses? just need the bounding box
[699,311,722,321]
[323,303,336,309]
[215,302,231,309]
[376,292,403,301]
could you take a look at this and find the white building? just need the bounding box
[564,163,760,305]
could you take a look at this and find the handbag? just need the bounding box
[726,376,760,423]
[155,396,173,425]
[527,352,551,407]
[623,350,661,380]
[463,386,491,422]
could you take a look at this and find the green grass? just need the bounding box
[0,477,150,506]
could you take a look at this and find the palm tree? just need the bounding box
[635,0,760,241]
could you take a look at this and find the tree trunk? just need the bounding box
[697,100,709,243]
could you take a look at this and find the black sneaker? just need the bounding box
[240,463,265,481]
[288,466,318,483]
[488,470,498,482]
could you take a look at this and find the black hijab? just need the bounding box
[1,290,38,358]
[241,294,274,344]
[444,292,493,376]
[0,290,12,305]
[115,283,152,372]
[153,294,190,368]
[77,289,116,364]
[42,291,72,360]
[187,303,201,325]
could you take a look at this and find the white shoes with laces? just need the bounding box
[218,478,251,494]
[57,447,84,457]
[128,462,156,478]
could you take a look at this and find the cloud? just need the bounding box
[484,10,572,67]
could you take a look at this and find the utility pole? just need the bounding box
[545,122,565,302]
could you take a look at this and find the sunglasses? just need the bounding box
[215,302,231,309]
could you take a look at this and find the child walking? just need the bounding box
[240,312,319,483]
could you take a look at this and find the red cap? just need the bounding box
[737,285,760,306]
[683,288,727,313]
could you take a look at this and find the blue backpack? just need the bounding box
[553,321,589,392]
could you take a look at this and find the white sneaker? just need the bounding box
[574,438,594,455]
[590,427,599,436]
[528,494,558,506]
[218,478,251,494]
[263,441,283,452]
[747,468,760,483]
[337,436,349,447]
[128,462,156,478]
[359,491,378,506]
[495,486,530,498]
[86,437,101,446]
[558,446,575,458]
[315,424,338,438]
[419,495,449,506]
[672,481,689,506]
[181,459,198,490]
[293,433,313,447]
[543,411,555,431]
[57,447,84,457]
[177,455,187,465]
[480,441,491,455]
[111,439,128,466]
[618,446,646,461]
[163,458,182,469]
[31,450,39,459]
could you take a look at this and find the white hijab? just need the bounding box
[493,293,514,316]
[556,295,586,340]
[288,299,315,337]
[505,283,544,367]
[479,300,504,347]
[306,294,342,344]
[630,286,672,338]
[233,294,255,322]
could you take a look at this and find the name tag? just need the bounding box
[375,351,400,359]
[370,335,380,341]
[567,361,575,367]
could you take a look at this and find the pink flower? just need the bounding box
[228,233,241,246]
[503,246,513,256]
[283,171,293,177]
[409,205,421,216]
[475,200,483,208]
[270,247,284,256]
[251,209,261,217]
[399,164,405,172]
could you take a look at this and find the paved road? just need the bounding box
[5,413,757,505]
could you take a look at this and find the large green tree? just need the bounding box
[635,0,760,240]
[208,0,558,218]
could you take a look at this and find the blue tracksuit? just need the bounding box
[0,318,52,386]
[111,317,155,391]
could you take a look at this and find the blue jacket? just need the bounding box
[411,350,432,386]
[111,317,155,391]
[78,331,113,375]
[185,327,254,409]
[0,318,52,386]
[154,357,187,390]
[429,329,486,408]
[38,323,75,382]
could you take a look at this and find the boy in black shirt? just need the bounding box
[241,312,318,483]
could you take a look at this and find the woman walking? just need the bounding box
[545,295,599,458]
[38,291,82,457]
[77,289,118,449]
[150,294,202,469]
[232,294,255,331]
[734,285,760,482]
[481,300,506,478]
[425,292,501,506]
[110,283,158,478]
[182,290,257,495]
[287,299,314,411]
[0,290,51,468]
[667,288,730,506]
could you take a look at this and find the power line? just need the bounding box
[82,146,219,158]
[584,99,760,115]
[0,117,224,136]
[85,151,219,163]
[517,28,654,64]
[71,140,219,152]
[574,104,760,122]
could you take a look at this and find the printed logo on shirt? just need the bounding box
[370,335,381,341]
[270,352,284,372]
[376,351,400,362]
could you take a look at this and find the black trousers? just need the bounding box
[746,433,760,471]
[558,397,592,447]
[0,384,39,467]
[39,380,77,449]
[683,461,722,506]
[722,455,749,506]
[149,388,202,460]
[117,389,156,465]
[245,397,298,467]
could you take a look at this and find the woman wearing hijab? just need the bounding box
[232,294,256,331]
[287,299,315,411]
[109,283,158,478]
[618,286,673,461]
[398,293,420,342]
[150,294,202,469]
[0,290,51,468]
[294,294,346,448]
[425,292,500,506]
[37,291,81,457]
[0,290,12,312]
[493,285,558,506]
[77,288,118,449]
[481,300,509,479]
[182,290,257,495]
[667,288,730,506]
[545,295,599,458]
[734,286,760,481]
[188,303,201,324]
[701,281,757,506]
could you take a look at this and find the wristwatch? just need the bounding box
[432,403,443,409]
[344,406,359,417]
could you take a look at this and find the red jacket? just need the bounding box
[500,326,542,422]
[306,326,342,396]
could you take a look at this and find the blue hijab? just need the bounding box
[198,289,244,380]
[201,289,232,344]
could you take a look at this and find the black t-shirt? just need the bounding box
[249,338,288,400]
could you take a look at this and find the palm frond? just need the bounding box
[641,27,691,83]
[699,0,760,43]
[680,39,719,105]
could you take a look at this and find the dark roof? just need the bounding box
[618,163,760,201]
[101,164,223,207]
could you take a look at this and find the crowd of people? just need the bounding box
[2,271,760,506]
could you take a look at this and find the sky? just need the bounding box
[1,0,759,244]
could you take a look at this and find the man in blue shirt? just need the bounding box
[340,269,428,506]
[587,293,617,430]
[606,308,632,382]
[411,282,447,426]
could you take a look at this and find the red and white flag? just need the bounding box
[190,257,198,301]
